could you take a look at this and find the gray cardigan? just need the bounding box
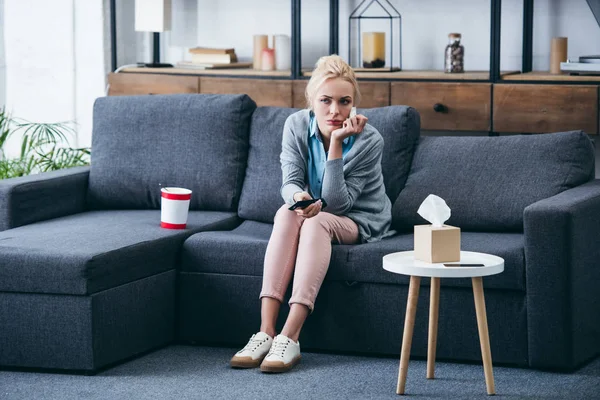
[280,109,393,243]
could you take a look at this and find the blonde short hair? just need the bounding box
[305,55,361,109]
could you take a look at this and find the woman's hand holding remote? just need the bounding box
[292,192,321,218]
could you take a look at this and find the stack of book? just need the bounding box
[177,47,252,70]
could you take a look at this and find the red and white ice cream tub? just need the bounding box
[160,187,192,229]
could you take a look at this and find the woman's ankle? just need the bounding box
[259,327,276,338]
[279,329,299,342]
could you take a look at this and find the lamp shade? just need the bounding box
[135,0,172,32]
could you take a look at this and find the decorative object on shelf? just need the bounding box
[274,34,291,70]
[348,0,401,72]
[175,61,252,70]
[261,48,275,71]
[189,47,237,64]
[135,0,173,68]
[253,35,269,70]
[363,32,385,68]
[179,47,251,70]
[550,37,568,74]
[444,33,464,73]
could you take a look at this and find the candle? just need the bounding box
[362,32,385,68]
[253,34,268,70]
[261,48,275,71]
[550,37,567,74]
[274,34,291,70]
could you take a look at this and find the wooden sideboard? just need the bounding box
[108,69,599,135]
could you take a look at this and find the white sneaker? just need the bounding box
[260,334,301,373]
[230,332,273,368]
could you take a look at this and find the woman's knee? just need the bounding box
[274,204,300,223]
[300,213,330,234]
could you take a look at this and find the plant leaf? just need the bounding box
[1,115,88,179]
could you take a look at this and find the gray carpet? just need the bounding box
[1,345,599,399]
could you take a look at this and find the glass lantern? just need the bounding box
[348,0,402,71]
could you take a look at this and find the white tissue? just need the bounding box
[417,194,451,228]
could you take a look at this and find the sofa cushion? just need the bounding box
[237,106,420,223]
[343,231,525,291]
[181,220,351,276]
[88,94,256,211]
[181,221,522,291]
[361,106,420,203]
[0,210,239,295]
[393,131,595,232]
[237,107,300,223]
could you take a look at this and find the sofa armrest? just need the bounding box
[523,179,600,369]
[0,166,90,232]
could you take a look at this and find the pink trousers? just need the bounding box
[259,204,360,311]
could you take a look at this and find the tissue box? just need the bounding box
[414,224,460,263]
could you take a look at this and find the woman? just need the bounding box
[230,55,393,373]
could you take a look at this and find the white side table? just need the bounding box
[383,251,504,396]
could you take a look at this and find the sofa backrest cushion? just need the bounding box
[237,105,421,223]
[361,106,421,203]
[88,94,256,211]
[237,107,300,222]
[392,130,595,232]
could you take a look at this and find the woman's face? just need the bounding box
[312,78,354,136]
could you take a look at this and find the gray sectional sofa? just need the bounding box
[0,94,598,373]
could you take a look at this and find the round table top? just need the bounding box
[383,251,504,278]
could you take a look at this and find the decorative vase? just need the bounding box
[253,34,268,70]
[274,34,291,70]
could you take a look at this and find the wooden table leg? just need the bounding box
[472,277,496,395]
[427,277,440,379]
[397,275,420,395]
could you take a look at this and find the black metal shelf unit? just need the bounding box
[501,0,600,85]
[108,0,501,81]
[109,0,311,80]
[522,0,534,73]
[110,0,117,72]
[490,0,502,82]
[329,0,339,56]
[292,0,301,79]
[325,0,504,83]
[108,0,595,83]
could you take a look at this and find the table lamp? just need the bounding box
[135,0,173,68]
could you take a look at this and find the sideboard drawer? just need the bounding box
[107,73,199,96]
[391,82,491,131]
[493,84,598,134]
[293,80,308,108]
[357,81,391,108]
[200,78,293,107]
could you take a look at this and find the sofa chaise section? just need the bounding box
[0,176,240,371]
[0,93,258,371]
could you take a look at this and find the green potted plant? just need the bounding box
[0,107,90,180]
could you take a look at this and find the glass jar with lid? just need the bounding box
[444,33,464,73]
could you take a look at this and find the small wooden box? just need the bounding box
[414,224,461,263]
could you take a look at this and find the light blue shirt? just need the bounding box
[307,113,354,199]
